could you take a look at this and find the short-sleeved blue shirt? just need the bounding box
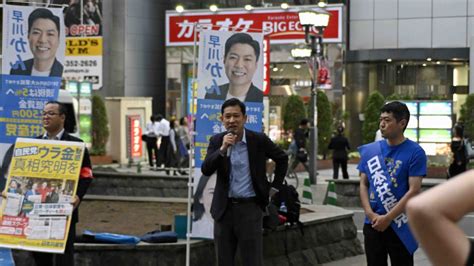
[358,139,427,222]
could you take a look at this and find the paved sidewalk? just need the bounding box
[95,163,437,265]
[295,164,434,266]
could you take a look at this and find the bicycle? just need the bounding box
[285,153,299,188]
[266,152,299,189]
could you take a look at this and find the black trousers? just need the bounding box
[32,222,76,266]
[332,158,349,179]
[214,201,263,266]
[145,136,158,167]
[157,136,170,168]
[363,223,413,266]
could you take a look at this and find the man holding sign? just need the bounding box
[358,101,426,266]
[34,100,93,266]
[2,101,92,266]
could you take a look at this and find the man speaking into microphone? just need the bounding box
[202,98,288,266]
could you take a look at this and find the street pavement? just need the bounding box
[295,163,474,266]
[102,163,473,265]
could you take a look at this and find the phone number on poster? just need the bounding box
[65,60,98,67]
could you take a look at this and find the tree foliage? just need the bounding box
[460,94,474,139]
[91,94,110,155]
[317,90,332,157]
[362,91,385,144]
[283,95,307,132]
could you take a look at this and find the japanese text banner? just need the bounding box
[166,6,342,46]
[0,138,84,253]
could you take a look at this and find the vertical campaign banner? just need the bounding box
[0,78,60,143]
[2,5,66,77]
[194,30,264,168]
[192,30,264,239]
[0,138,84,253]
[1,5,65,144]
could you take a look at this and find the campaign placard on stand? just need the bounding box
[191,29,264,239]
[0,5,64,144]
[0,138,84,253]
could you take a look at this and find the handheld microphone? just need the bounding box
[226,130,236,157]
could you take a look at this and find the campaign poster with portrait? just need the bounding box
[0,5,64,145]
[2,5,66,76]
[192,30,265,239]
[0,138,84,253]
[194,30,264,168]
[191,172,216,239]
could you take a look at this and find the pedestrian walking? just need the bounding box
[176,117,190,170]
[289,119,313,181]
[201,98,288,266]
[448,124,467,178]
[358,101,427,266]
[144,115,159,169]
[407,170,474,266]
[328,126,351,179]
[169,119,186,175]
[154,114,170,171]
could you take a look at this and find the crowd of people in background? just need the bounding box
[143,114,190,175]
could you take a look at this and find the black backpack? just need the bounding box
[272,181,303,234]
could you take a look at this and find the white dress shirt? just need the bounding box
[154,119,170,137]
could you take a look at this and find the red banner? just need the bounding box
[127,115,142,158]
[166,5,342,46]
[263,37,271,96]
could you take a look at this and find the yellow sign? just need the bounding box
[66,37,103,56]
[0,138,85,253]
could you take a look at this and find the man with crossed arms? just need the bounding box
[358,101,426,266]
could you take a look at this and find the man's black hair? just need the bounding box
[299,119,309,126]
[221,98,246,115]
[224,33,260,62]
[45,100,67,116]
[453,124,464,138]
[155,114,163,121]
[28,8,61,35]
[380,101,410,131]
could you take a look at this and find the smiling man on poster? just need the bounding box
[9,8,64,77]
[204,32,263,103]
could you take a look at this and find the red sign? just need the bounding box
[166,5,342,46]
[127,115,143,158]
[263,37,271,96]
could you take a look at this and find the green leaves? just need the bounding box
[91,95,110,156]
[362,92,385,144]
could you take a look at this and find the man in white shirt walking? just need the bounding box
[154,114,170,172]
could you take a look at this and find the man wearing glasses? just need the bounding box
[1,101,93,266]
[36,100,93,265]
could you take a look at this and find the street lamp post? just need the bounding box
[298,9,330,185]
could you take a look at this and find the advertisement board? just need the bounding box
[166,5,342,46]
[64,37,103,91]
